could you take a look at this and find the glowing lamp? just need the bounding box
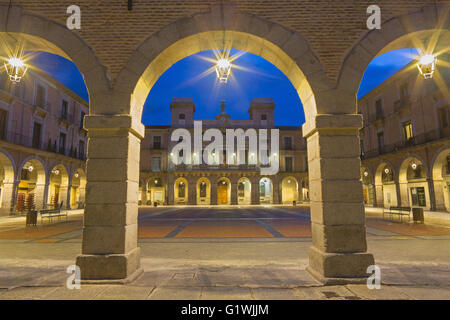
[364,171,369,177]
[384,168,390,174]
[215,52,232,84]
[417,54,436,79]
[4,57,28,83]
[411,163,418,170]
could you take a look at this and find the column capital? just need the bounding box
[84,115,145,139]
[303,114,363,138]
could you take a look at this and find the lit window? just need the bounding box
[403,121,413,140]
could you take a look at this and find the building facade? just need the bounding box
[139,97,309,206]
[0,68,87,216]
[359,57,450,212]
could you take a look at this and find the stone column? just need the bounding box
[210,178,218,205]
[272,179,281,204]
[427,178,436,211]
[230,182,238,205]
[1,181,15,215]
[60,185,69,209]
[305,114,374,284]
[398,182,408,207]
[167,175,174,205]
[35,183,47,210]
[141,183,148,205]
[371,183,377,207]
[9,180,20,213]
[66,184,72,209]
[251,179,260,205]
[375,184,383,207]
[188,180,196,205]
[76,115,143,282]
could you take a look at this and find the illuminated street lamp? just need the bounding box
[384,168,390,174]
[52,169,60,175]
[411,163,418,170]
[417,53,436,79]
[4,56,28,83]
[215,51,232,84]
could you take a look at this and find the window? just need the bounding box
[285,157,293,172]
[35,84,46,108]
[403,121,413,140]
[261,114,267,125]
[0,109,8,140]
[284,137,292,150]
[178,113,185,125]
[61,100,68,120]
[151,157,161,172]
[375,99,383,119]
[59,132,66,154]
[200,182,207,197]
[80,111,86,129]
[153,136,161,149]
[377,132,384,152]
[178,182,185,198]
[32,122,42,149]
[438,106,449,129]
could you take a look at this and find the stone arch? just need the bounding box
[374,161,398,208]
[361,166,375,206]
[217,176,231,205]
[237,177,251,205]
[337,4,449,100]
[71,167,86,209]
[197,177,211,205]
[0,5,110,110]
[146,176,165,205]
[116,10,333,131]
[0,149,16,214]
[174,177,188,205]
[398,155,431,208]
[432,147,450,211]
[259,177,273,204]
[16,155,46,210]
[47,163,70,209]
[281,176,299,204]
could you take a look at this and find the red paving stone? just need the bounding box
[175,220,274,238]
[138,220,182,238]
[267,220,312,237]
[366,219,450,236]
[0,221,82,239]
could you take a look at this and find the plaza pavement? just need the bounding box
[0,206,449,300]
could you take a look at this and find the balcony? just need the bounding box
[33,102,51,117]
[0,131,86,161]
[361,128,450,159]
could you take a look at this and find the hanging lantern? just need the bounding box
[4,57,28,83]
[384,168,390,174]
[215,51,232,84]
[74,173,79,178]
[417,53,436,79]
[52,169,60,175]
[364,171,369,177]
[411,163,418,170]
[27,165,34,172]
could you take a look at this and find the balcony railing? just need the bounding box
[361,128,450,159]
[0,131,86,161]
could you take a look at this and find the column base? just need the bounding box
[76,247,141,283]
[306,246,374,285]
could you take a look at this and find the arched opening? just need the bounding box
[281,176,298,204]
[217,177,231,205]
[174,177,188,205]
[16,158,46,212]
[361,167,375,206]
[432,148,450,211]
[70,168,86,209]
[47,164,69,209]
[237,177,251,205]
[147,177,165,206]
[399,157,430,209]
[0,150,16,215]
[301,177,310,202]
[375,163,398,208]
[259,177,273,204]
[197,177,211,205]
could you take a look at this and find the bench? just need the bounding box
[383,206,411,222]
[40,202,68,224]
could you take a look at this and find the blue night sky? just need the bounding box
[29,48,419,126]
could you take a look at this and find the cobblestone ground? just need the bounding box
[0,206,449,300]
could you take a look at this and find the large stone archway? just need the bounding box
[78,6,374,284]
